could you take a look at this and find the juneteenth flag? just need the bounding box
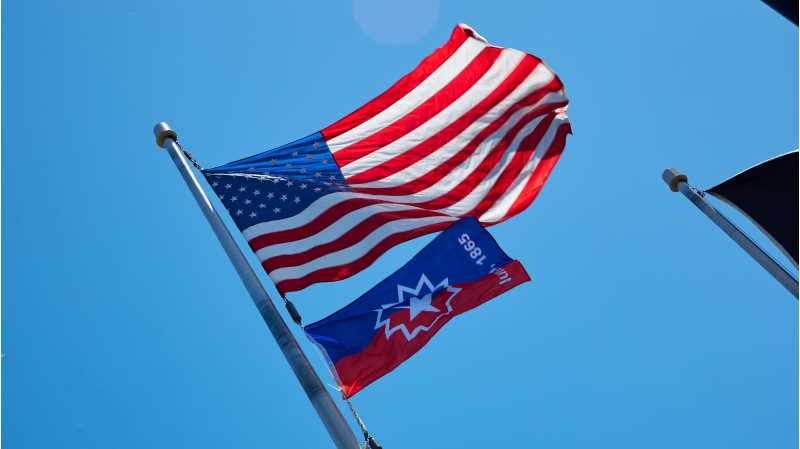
[203,23,570,296]
[304,217,529,398]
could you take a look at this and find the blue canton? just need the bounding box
[202,132,350,230]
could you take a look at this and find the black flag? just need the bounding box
[706,151,798,265]
[761,0,799,25]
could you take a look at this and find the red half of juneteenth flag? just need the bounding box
[304,218,530,398]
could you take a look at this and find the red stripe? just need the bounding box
[344,56,541,185]
[247,197,383,252]
[465,113,557,218]
[349,82,566,197]
[333,46,503,167]
[261,208,448,272]
[490,121,571,224]
[383,102,560,211]
[321,26,470,141]
[275,221,454,295]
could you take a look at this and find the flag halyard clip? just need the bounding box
[281,296,303,326]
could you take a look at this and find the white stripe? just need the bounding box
[479,116,565,222]
[267,215,457,283]
[326,38,488,153]
[347,66,560,189]
[254,202,422,261]
[338,111,549,211]
[440,113,552,216]
[341,49,527,178]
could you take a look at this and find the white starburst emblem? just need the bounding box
[374,273,462,341]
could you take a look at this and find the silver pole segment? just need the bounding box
[663,168,799,298]
[153,122,360,449]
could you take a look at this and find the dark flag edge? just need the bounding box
[761,0,799,25]
[706,150,799,266]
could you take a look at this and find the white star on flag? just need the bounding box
[373,273,461,341]
[400,292,440,320]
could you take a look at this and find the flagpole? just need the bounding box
[153,122,360,449]
[662,168,799,297]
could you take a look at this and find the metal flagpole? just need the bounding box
[662,168,799,297]
[153,122,361,449]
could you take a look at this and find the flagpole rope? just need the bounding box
[176,142,204,171]
[344,397,382,449]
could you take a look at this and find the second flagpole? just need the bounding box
[663,168,798,297]
[153,122,360,449]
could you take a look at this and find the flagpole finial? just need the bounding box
[153,122,178,148]
[662,168,688,192]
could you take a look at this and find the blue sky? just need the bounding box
[3,1,797,448]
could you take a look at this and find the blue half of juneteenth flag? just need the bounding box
[304,217,530,398]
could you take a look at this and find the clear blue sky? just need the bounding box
[3,1,797,448]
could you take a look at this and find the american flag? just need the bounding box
[203,23,570,296]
